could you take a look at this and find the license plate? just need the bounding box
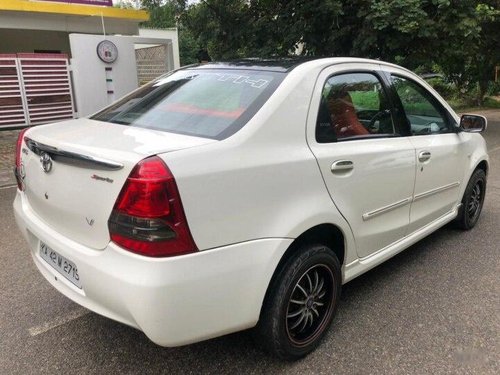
[39,242,82,289]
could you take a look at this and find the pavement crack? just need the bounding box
[488,145,500,154]
[0,184,16,190]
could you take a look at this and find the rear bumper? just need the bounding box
[13,191,292,346]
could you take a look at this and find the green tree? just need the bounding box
[246,0,343,57]
[435,2,500,104]
[355,1,499,104]
[139,0,177,28]
[153,0,499,103]
[180,0,252,59]
[130,0,199,65]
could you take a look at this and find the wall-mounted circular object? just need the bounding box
[97,40,118,64]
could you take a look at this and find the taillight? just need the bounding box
[108,156,197,257]
[14,128,29,191]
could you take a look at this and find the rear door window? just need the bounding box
[316,72,399,143]
[92,69,284,140]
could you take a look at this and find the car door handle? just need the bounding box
[418,151,431,162]
[331,160,354,172]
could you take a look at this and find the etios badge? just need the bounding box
[40,152,53,173]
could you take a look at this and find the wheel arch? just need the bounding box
[455,158,488,230]
[461,158,489,198]
[458,148,489,203]
[258,223,346,320]
[476,159,489,176]
[286,224,346,266]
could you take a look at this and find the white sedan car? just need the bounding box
[13,58,488,359]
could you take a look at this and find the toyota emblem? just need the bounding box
[40,152,53,173]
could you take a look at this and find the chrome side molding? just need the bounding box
[362,197,412,221]
[413,182,460,202]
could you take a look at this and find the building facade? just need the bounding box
[0,0,179,129]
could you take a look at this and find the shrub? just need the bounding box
[487,81,500,96]
[426,77,455,99]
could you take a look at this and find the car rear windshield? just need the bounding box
[91,69,285,140]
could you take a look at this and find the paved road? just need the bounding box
[0,129,20,187]
[1,118,499,374]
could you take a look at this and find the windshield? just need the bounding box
[91,69,284,140]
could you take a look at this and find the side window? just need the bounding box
[392,75,451,135]
[316,72,397,143]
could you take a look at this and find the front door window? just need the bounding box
[392,75,452,135]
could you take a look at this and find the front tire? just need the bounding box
[455,169,486,230]
[254,244,341,360]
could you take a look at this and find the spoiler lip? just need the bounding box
[24,137,124,171]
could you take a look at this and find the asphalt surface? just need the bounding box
[1,114,499,374]
[0,129,20,187]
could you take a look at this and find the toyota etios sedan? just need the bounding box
[14,58,488,359]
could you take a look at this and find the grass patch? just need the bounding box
[483,96,500,108]
[349,91,379,110]
[449,96,500,112]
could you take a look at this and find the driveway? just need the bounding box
[0,112,499,374]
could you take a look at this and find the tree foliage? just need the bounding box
[119,1,199,65]
[127,0,499,104]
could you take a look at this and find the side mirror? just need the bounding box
[460,114,487,133]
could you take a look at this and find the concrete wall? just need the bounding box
[139,28,180,69]
[69,33,175,117]
[69,34,139,117]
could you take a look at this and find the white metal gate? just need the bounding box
[0,54,26,128]
[0,53,75,130]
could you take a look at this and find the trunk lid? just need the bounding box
[20,118,215,250]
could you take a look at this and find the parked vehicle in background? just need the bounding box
[13,58,488,360]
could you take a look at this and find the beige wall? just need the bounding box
[0,29,71,55]
[0,11,139,35]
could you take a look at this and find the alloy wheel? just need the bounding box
[285,264,335,346]
[467,181,483,221]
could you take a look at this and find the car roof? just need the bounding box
[186,58,316,73]
[185,57,413,74]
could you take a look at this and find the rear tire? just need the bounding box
[254,244,341,360]
[455,169,486,230]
